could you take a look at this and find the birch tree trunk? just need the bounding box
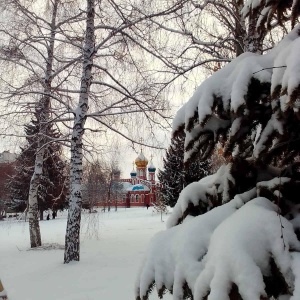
[28,147,44,247]
[64,0,95,263]
[28,0,58,248]
[243,6,266,54]
[234,0,246,57]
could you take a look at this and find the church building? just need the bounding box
[116,151,159,208]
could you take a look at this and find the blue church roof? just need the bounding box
[126,184,150,192]
[148,162,156,172]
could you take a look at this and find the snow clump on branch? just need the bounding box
[172,25,300,163]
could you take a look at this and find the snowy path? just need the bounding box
[0,208,172,300]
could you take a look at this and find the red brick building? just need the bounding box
[117,151,159,208]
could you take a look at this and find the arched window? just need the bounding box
[136,194,139,203]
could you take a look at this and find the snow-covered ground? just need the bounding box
[0,208,172,300]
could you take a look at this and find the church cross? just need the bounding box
[139,137,144,152]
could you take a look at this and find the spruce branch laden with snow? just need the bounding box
[136,25,300,300]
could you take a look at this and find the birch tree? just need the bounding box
[63,0,195,262]
[27,1,57,246]
[1,0,187,256]
[64,0,188,263]
[0,0,84,247]
[64,0,95,262]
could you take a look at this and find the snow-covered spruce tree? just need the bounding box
[136,16,300,300]
[158,128,210,207]
[7,111,68,218]
[158,134,185,208]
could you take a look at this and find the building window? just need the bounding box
[136,194,139,203]
[141,195,144,203]
[131,195,134,203]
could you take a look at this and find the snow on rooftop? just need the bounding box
[127,184,150,192]
[121,181,133,191]
[136,151,148,161]
[148,162,155,169]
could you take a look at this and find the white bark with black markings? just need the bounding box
[28,0,59,248]
[64,0,95,263]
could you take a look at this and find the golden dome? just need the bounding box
[135,151,148,168]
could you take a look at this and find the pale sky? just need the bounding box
[0,56,207,182]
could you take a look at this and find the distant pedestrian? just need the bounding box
[46,214,50,220]
[146,204,149,210]
[52,210,56,219]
